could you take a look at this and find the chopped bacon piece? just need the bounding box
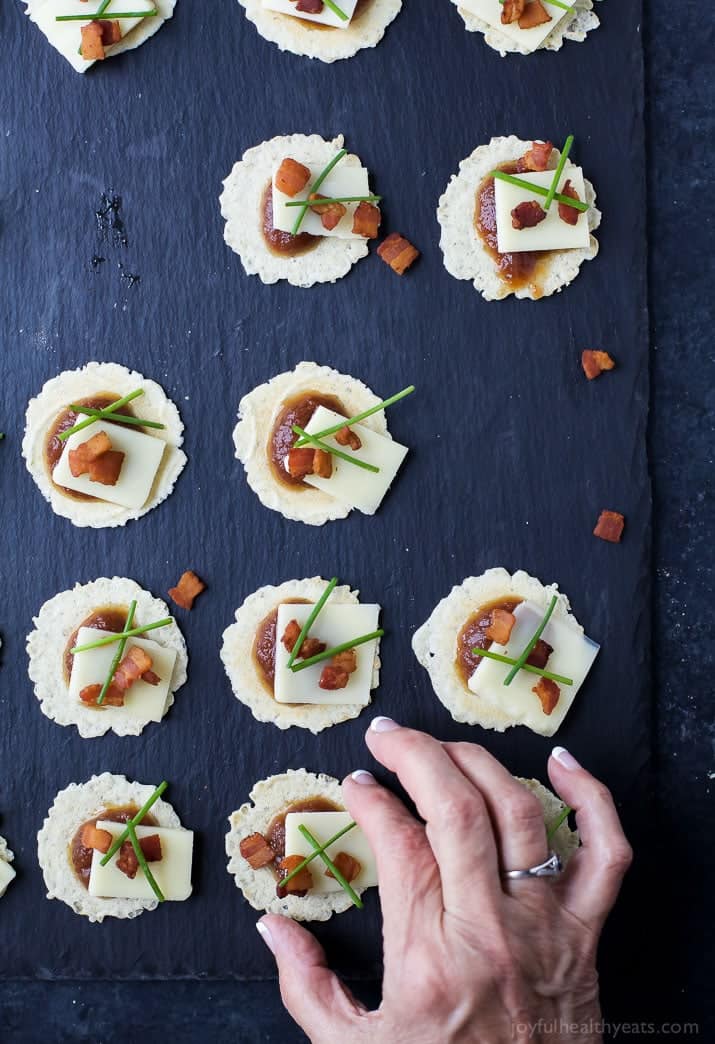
[532,677,560,716]
[286,447,315,479]
[511,200,546,230]
[240,832,276,870]
[281,619,302,653]
[80,22,106,60]
[140,834,163,863]
[485,608,516,645]
[319,664,350,691]
[68,430,113,474]
[331,649,358,674]
[308,193,346,232]
[334,426,362,450]
[168,570,206,610]
[296,0,324,12]
[581,350,616,380]
[526,639,553,670]
[301,637,327,658]
[377,232,420,276]
[501,0,525,23]
[352,201,381,239]
[518,0,552,29]
[116,835,163,879]
[99,19,122,44]
[113,645,153,693]
[278,855,313,895]
[79,682,125,708]
[81,824,112,853]
[313,448,333,479]
[274,158,311,198]
[326,852,362,883]
[521,140,553,172]
[142,670,161,686]
[87,449,125,485]
[558,179,581,226]
[593,510,625,544]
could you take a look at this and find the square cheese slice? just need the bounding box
[468,600,599,736]
[52,420,165,509]
[69,627,177,721]
[301,406,408,514]
[274,602,380,706]
[89,821,193,901]
[457,0,576,53]
[262,0,358,31]
[0,860,16,898]
[494,165,590,253]
[272,163,371,240]
[284,811,378,895]
[29,0,157,74]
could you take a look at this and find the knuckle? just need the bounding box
[592,781,616,806]
[438,791,483,829]
[502,790,544,828]
[603,840,633,875]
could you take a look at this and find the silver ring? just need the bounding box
[502,851,563,880]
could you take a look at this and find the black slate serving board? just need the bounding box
[0,0,649,982]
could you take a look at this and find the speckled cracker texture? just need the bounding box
[455,0,600,57]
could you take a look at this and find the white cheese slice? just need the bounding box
[0,860,16,898]
[30,0,156,74]
[274,602,379,706]
[457,0,576,53]
[272,163,371,240]
[468,600,599,736]
[494,165,590,253]
[284,811,378,894]
[262,0,358,30]
[52,420,165,509]
[68,626,176,722]
[88,821,193,901]
[300,405,408,514]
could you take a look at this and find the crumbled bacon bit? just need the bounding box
[301,637,327,658]
[99,18,122,44]
[116,835,163,879]
[68,431,112,475]
[593,510,625,543]
[281,619,302,653]
[296,0,324,12]
[139,834,163,864]
[286,447,315,479]
[352,201,381,239]
[501,0,525,22]
[377,232,420,276]
[511,200,546,230]
[274,158,311,198]
[521,141,553,172]
[142,670,161,686]
[581,350,616,380]
[240,832,276,870]
[113,645,153,693]
[308,193,346,232]
[80,22,106,60]
[526,639,553,670]
[485,608,516,645]
[88,449,125,485]
[326,851,362,883]
[79,683,124,707]
[168,570,206,611]
[313,448,333,479]
[81,824,112,853]
[319,664,350,691]
[278,855,313,895]
[532,677,560,716]
[331,649,358,674]
[518,0,552,29]
[558,179,581,226]
[335,426,362,450]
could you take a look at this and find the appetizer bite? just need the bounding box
[221,135,384,287]
[221,577,382,733]
[27,577,187,738]
[24,1,176,73]
[37,776,193,922]
[0,835,16,898]
[412,568,599,736]
[23,362,186,528]
[438,135,600,300]
[233,361,411,525]
[227,770,378,920]
[235,0,401,63]
[453,0,601,57]
[518,778,579,863]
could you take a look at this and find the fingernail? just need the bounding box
[552,746,581,770]
[256,920,275,954]
[350,769,376,785]
[370,716,399,733]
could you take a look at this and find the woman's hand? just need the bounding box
[256,718,632,1044]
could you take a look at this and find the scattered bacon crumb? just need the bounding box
[533,677,560,715]
[69,431,112,474]
[80,22,106,60]
[352,201,381,239]
[558,179,581,226]
[581,350,616,380]
[168,570,206,611]
[275,158,311,198]
[377,232,420,276]
[335,426,362,450]
[286,447,316,479]
[278,855,313,895]
[296,0,324,12]
[113,646,153,693]
[68,432,124,485]
[501,0,525,23]
[309,193,346,232]
[326,852,362,883]
[81,824,112,853]
[99,19,122,44]
[518,0,552,29]
[318,664,350,691]
[593,510,625,544]
[142,669,161,686]
[139,834,163,864]
[79,683,124,708]
[331,649,358,674]
[485,608,516,645]
[511,200,547,230]
[281,619,302,653]
[301,637,327,658]
[521,141,553,172]
[87,449,125,485]
[526,639,553,670]
[313,448,333,479]
[116,835,163,879]
[240,832,276,870]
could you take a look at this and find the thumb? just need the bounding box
[257,914,366,1042]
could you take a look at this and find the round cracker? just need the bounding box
[226,769,365,920]
[37,773,183,923]
[22,361,187,528]
[454,1,600,57]
[412,567,582,731]
[220,135,372,287]
[235,0,402,63]
[518,777,580,865]
[233,361,390,526]
[221,577,380,733]
[27,577,188,739]
[437,135,601,301]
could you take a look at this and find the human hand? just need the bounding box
[257,719,632,1044]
